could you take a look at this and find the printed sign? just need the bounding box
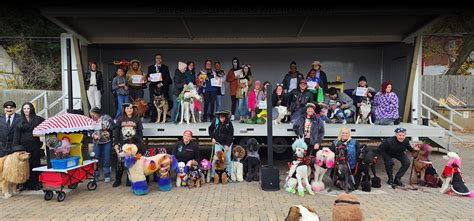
[307,81,317,90]
[258,100,267,109]
[149,73,162,82]
[211,77,222,87]
[132,75,144,84]
[355,87,368,96]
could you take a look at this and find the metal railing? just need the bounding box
[420,90,464,150]
[16,92,81,118]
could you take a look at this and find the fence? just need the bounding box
[422,75,474,108]
[0,89,62,116]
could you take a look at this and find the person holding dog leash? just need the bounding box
[208,110,234,181]
[378,127,414,187]
[292,103,325,156]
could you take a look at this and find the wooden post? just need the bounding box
[403,36,422,122]
[72,36,89,116]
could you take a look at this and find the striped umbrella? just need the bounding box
[33,113,99,136]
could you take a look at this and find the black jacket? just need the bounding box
[288,88,313,113]
[292,114,325,147]
[13,116,45,152]
[272,92,289,107]
[208,117,234,146]
[84,70,104,93]
[378,136,414,158]
[0,113,22,156]
[172,140,200,163]
[316,70,329,93]
[172,69,186,97]
[147,64,172,96]
[113,115,143,146]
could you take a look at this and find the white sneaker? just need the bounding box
[231,115,235,121]
[104,177,111,183]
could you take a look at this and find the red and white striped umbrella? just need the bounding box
[33,113,99,135]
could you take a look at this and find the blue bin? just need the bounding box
[50,156,80,169]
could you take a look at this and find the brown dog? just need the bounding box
[133,98,149,119]
[332,193,364,221]
[153,95,169,123]
[285,205,319,221]
[187,160,204,188]
[0,151,31,199]
[213,150,228,184]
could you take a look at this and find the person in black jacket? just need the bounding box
[293,103,325,154]
[84,62,104,109]
[112,103,145,187]
[208,110,234,178]
[13,102,45,190]
[147,54,172,122]
[281,61,304,93]
[0,101,21,156]
[170,62,187,122]
[172,130,200,163]
[311,60,328,93]
[288,80,313,123]
[378,128,414,187]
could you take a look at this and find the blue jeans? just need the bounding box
[93,141,112,179]
[116,95,129,119]
[238,98,248,118]
[216,95,223,112]
[170,95,179,122]
[211,144,232,178]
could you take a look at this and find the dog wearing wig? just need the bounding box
[231,145,246,182]
[354,144,381,192]
[200,158,212,183]
[179,84,202,124]
[175,162,188,187]
[122,144,178,195]
[355,97,374,125]
[311,147,335,192]
[410,143,442,187]
[0,150,30,199]
[284,138,314,197]
[187,160,205,188]
[440,152,473,197]
[213,150,228,184]
[285,205,320,221]
[332,193,364,221]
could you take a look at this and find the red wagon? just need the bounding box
[32,160,98,202]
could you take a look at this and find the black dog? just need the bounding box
[332,143,355,193]
[244,138,261,182]
[354,145,381,192]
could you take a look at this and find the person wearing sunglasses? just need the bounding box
[377,127,414,187]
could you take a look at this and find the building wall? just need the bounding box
[86,44,413,117]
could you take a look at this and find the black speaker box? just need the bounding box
[261,166,280,191]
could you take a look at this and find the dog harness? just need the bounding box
[215,169,227,183]
[334,200,360,205]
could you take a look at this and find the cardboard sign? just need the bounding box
[211,77,222,87]
[149,73,162,82]
[132,75,144,84]
[355,87,368,96]
[258,100,267,109]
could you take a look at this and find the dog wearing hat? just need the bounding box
[0,145,30,199]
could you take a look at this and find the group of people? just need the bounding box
[86,54,401,125]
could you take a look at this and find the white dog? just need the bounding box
[176,162,188,187]
[284,138,314,197]
[179,85,201,124]
[311,147,335,192]
[273,106,288,124]
[356,97,374,125]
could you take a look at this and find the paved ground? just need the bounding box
[1,132,473,221]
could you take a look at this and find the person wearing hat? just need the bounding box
[84,61,104,109]
[352,75,376,105]
[90,107,114,183]
[172,130,201,163]
[324,87,356,123]
[147,53,172,122]
[208,110,234,177]
[311,60,328,93]
[287,79,313,123]
[126,59,147,101]
[281,61,304,93]
[1,101,21,155]
[293,102,325,153]
[112,103,145,187]
[169,61,187,122]
[13,102,45,191]
[377,128,414,187]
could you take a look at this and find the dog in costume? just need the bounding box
[410,143,442,187]
[231,145,246,182]
[200,158,212,183]
[187,160,205,188]
[178,84,201,124]
[175,162,188,187]
[213,150,228,184]
[122,144,177,195]
[440,152,473,197]
[310,147,335,192]
[0,145,30,199]
[284,138,314,197]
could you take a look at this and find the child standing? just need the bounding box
[112,67,129,119]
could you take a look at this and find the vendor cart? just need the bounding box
[32,160,98,202]
[32,113,100,202]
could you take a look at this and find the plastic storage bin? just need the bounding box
[50,156,80,169]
